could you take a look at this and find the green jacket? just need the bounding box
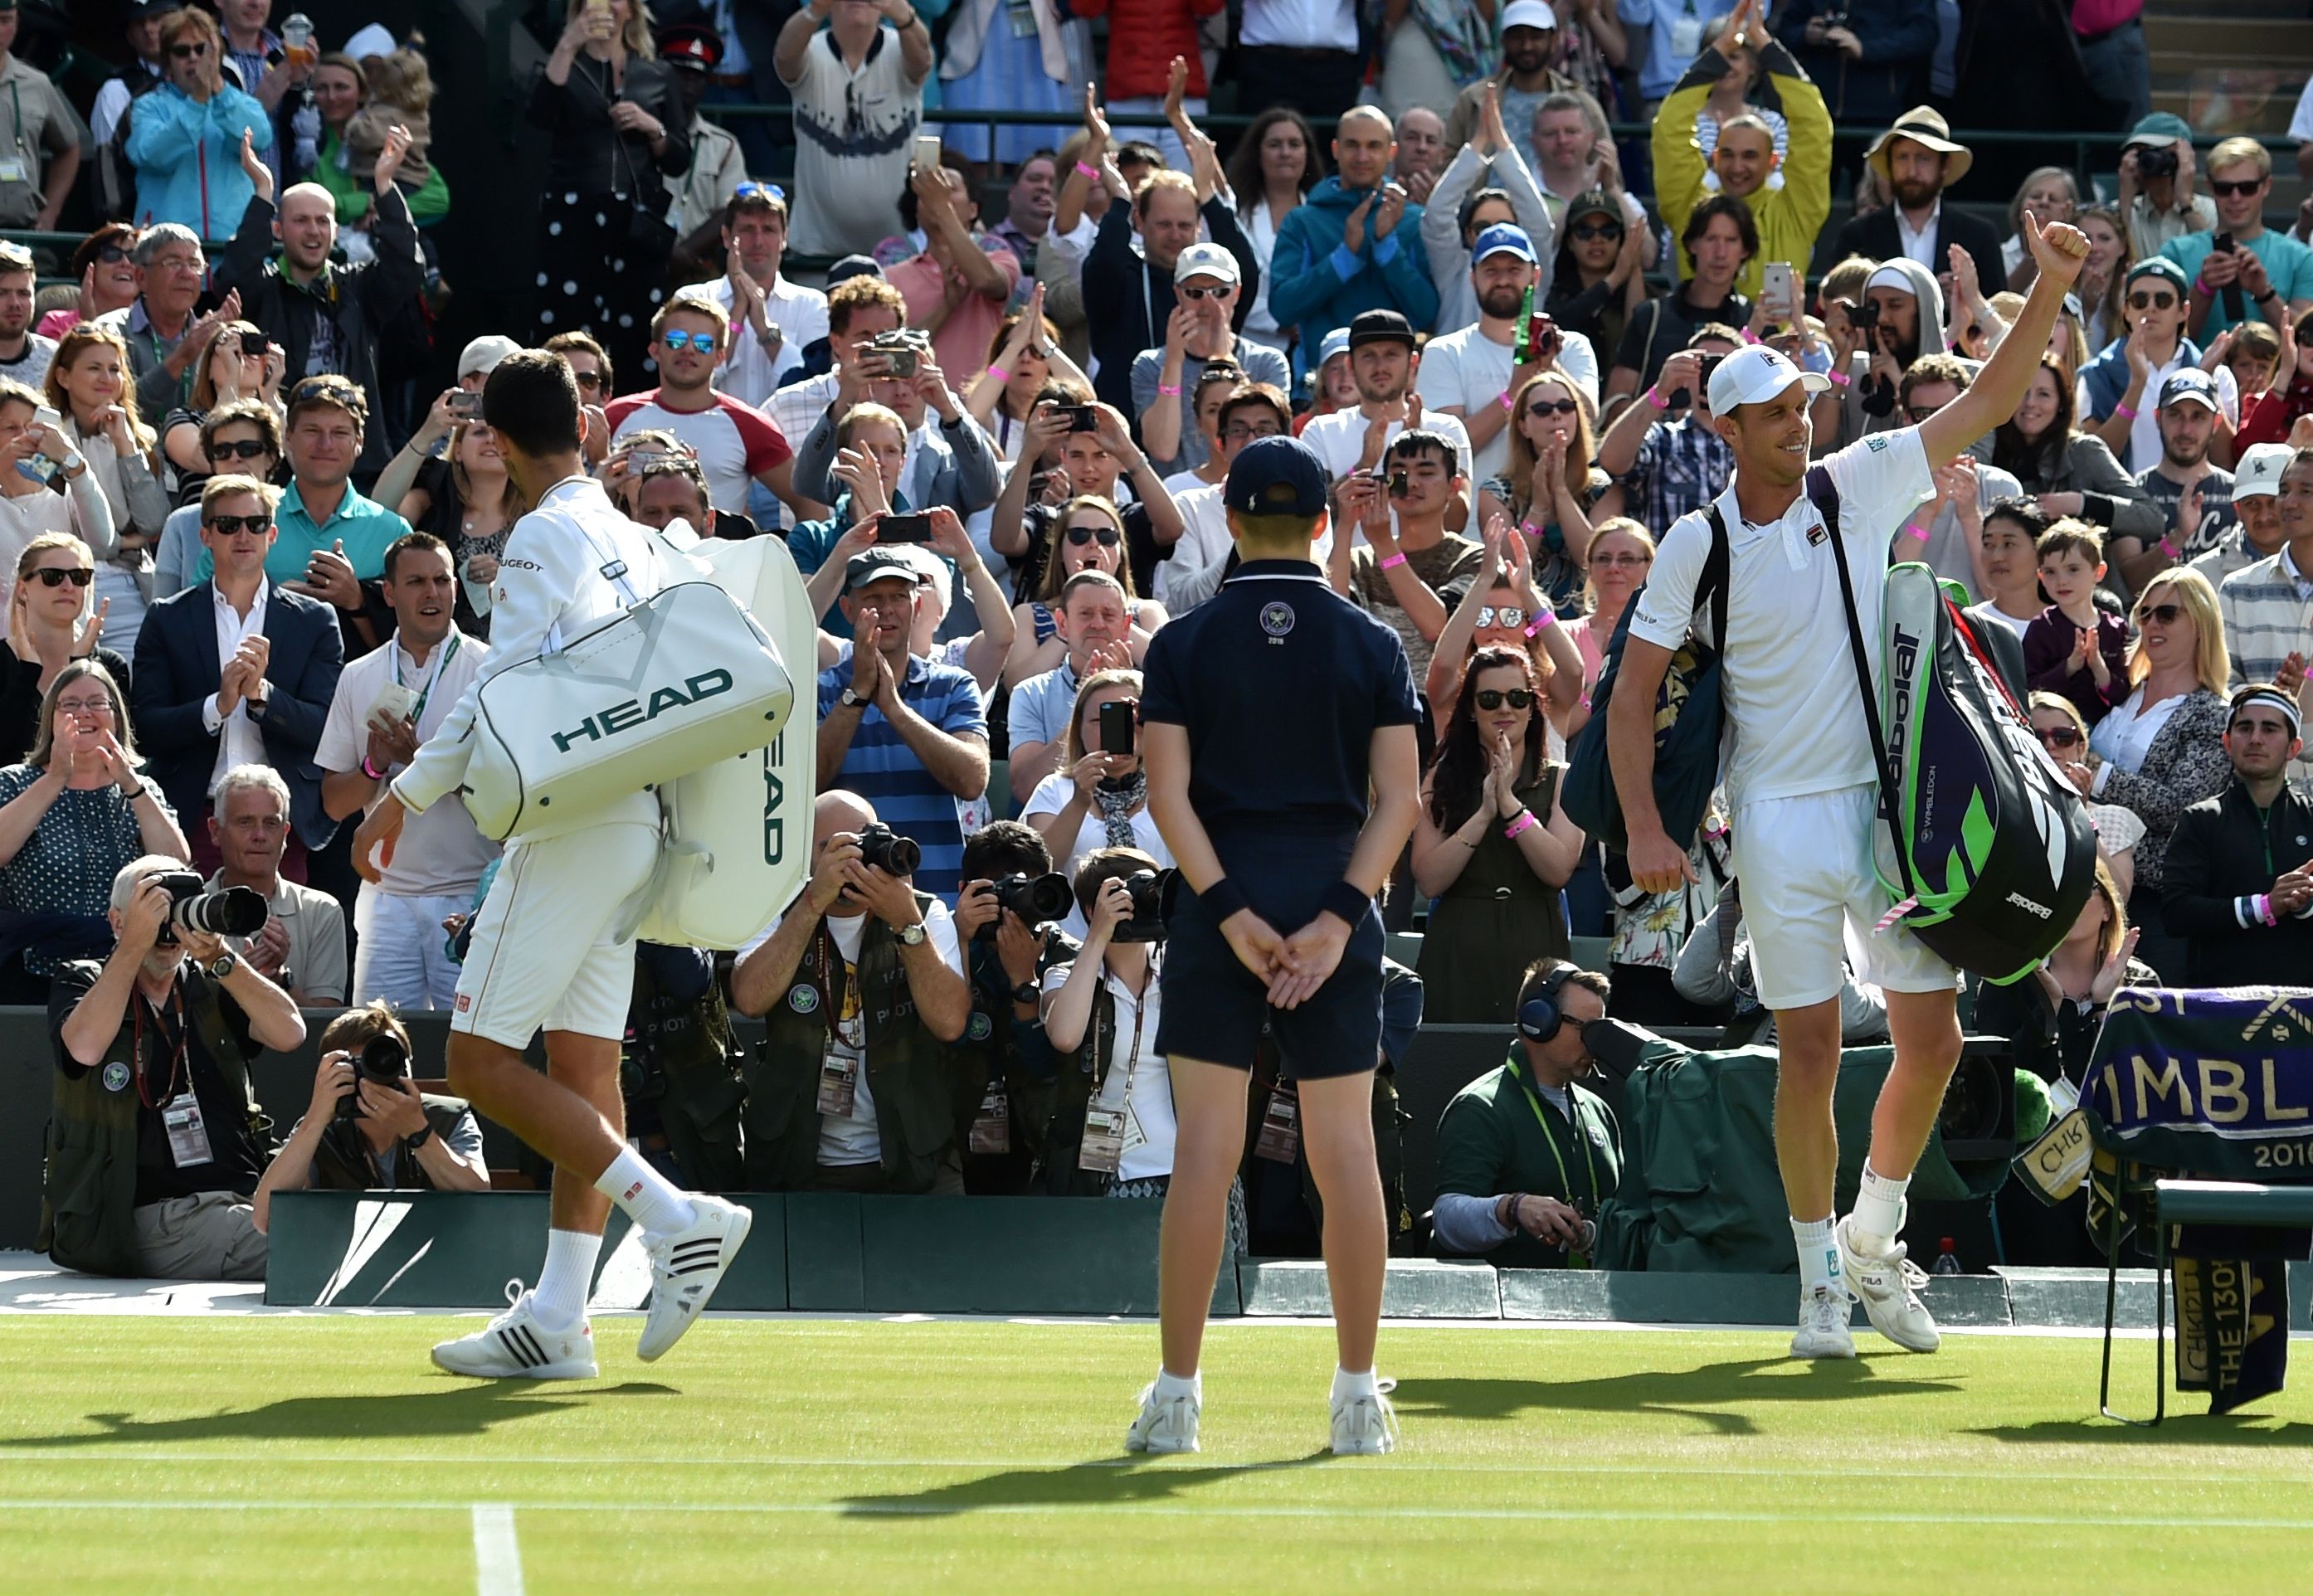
[742,898,960,1194]
[1434,1053,1623,1271]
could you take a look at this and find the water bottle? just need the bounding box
[1931,1237,1961,1277]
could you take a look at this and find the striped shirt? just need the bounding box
[817,654,988,901]
[2217,545,2313,791]
[1627,414,1736,539]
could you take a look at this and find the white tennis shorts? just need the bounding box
[450,819,658,1047]
[1730,784,1956,1012]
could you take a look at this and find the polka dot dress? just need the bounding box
[0,764,176,976]
[532,189,670,395]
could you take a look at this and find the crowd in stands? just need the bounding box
[22,0,2313,1282]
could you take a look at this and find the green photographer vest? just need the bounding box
[741,896,958,1194]
[40,964,269,1277]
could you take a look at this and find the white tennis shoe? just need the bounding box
[1838,1217,1941,1352]
[1330,1379,1400,1455]
[431,1282,598,1380]
[1790,1282,1856,1360]
[636,1195,753,1362]
[1125,1382,1201,1453]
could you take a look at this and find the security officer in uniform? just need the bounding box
[1126,435,1424,1457]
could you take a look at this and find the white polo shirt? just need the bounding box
[318,627,499,898]
[1298,406,1476,547]
[689,272,831,406]
[1628,426,1935,810]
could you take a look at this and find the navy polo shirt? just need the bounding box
[1140,560,1419,846]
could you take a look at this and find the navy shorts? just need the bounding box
[1154,860,1385,1080]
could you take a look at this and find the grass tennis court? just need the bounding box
[4,1315,2309,1594]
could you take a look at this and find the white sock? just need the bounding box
[1851,1163,1910,1256]
[529,1227,601,1331]
[1792,1215,1841,1293]
[594,1148,698,1238]
[1154,1368,1200,1401]
[1332,1366,1378,1402]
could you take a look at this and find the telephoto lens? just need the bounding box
[855,821,922,878]
[149,872,269,944]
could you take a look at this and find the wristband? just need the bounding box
[1827,368,1849,387]
[1502,809,1538,841]
[1158,383,1181,397]
[1378,551,1409,570]
[406,1122,436,1153]
[2194,277,2212,297]
[2160,536,2180,560]
[1905,522,1932,543]
[1074,160,1100,180]
[1320,878,1371,926]
[1524,610,1556,636]
[1644,386,1669,411]
[1499,390,1517,412]
[361,755,387,781]
[2259,893,2278,927]
[986,363,1009,383]
[119,782,145,802]
[2114,401,2138,420]
[1199,877,1250,925]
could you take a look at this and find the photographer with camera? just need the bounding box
[251,1002,489,1233]
[950,820,1077,1194]
[732,791,971,1194]
[1595,328,1741,544]
[2116,114,2212,264]
[1431,959,1621,1270]
[46,854,305,1280]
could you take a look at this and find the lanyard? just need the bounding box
[1092,965,1152,1111]
[1518,1068,1599,1215]
[390,633,459,725]
[132,980,190,1109]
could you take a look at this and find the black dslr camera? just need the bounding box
[335,1030,413,1122]
[2135,143,2178,182]
[1109,869,1177,944]
[976,872,1073,938]
[856,821,922,878]
[149,870,268,947]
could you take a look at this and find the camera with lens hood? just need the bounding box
[147,871,269,947]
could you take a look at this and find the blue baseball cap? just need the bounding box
[1225,435,1328,518]
[1316,327,1351,368]
[1473,222,1536,265]
[2159,367,2219,411]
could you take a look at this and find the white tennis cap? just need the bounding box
[2233,441,2293,500]
[1707,344,1830,414]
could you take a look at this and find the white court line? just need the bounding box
[0,1498,2308,1532]
[7,1450,2305,1487]
[471,1504,524,1596]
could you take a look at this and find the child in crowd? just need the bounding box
[2021,520,2129,727]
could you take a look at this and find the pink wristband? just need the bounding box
[986,363,1010,382]
[1158,383,1181,397]
[1523,610,1556,637]
[1074,161,1099,180]
[361,755,387,781]
[1499,390,1517,412]
[1378,551,1409,571]
[1827,368,1850,387]
[1502,809,1538,841]
[2258,893,2278,927]
[1644,386,1669,411]
[2160,536,2180,560]
[1906,522,1932,543]
[2114,401,2139,420]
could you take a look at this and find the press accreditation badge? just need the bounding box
[968,1081,1010,1156]
[0,158,28,187]
[1079,1106,1126,1175]
[1254,1085,1301,1164]
[162,1092,213,1170]
[816,1051,859,1118]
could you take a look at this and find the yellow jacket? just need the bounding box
[1652,41,1832,303]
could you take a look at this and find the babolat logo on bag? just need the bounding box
[551,669,736,754]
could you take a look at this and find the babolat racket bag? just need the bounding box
[1815,468,2096,984]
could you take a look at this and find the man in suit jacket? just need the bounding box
[131,475,345,875]
[1833,108,2007,298]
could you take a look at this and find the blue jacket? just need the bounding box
[124,82,274,239]
[129,582,344,850]
[2078,333,2208,435]
[1267,178,1443,358]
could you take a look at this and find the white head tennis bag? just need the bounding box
[464,576,794,844]
[630,533,819,950]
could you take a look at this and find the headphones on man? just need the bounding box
[1516,960,1580,1043]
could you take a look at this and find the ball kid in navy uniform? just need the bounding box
[1126,435,1423,1457]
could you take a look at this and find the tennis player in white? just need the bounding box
[353,350,752,1379]
[1608,213,2090,1357]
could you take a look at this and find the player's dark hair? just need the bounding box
[485,349,582,458]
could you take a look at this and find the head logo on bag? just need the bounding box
[552,669,736,754]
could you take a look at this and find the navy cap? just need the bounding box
[1225,435,1328,517]
[1346,308,1416,350]
[844,548,918,591]
[826,254,884,287]
[2159,367,2219,411]
[1473,222,1536,265]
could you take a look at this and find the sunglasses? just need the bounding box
[1905,402,1944,424]
[571,368,605,390]
[27,567,94,589]
[1476,606,1528,630]
[206,438,271,463]
[169,41,208,59]
[1570,222,1623,241]
[661,330,718,353]
[1474,689,1536,710]
[1064,525,1122,547]
[1177,285,1229,302]
[2128,290,2178,311]
[2136,601,2184,625]
[733,180,786,203]
[2037,725,2082,748]
[95,245,131,265]
[1590,551,1650,568]
[205,514,274,537]
[291,377,355,404]
[2209,178,2264,197]
[1525,398,1580,419]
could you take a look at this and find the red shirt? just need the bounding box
[604,388,791,513]
[1071,0,1225,100]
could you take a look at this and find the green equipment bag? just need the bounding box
[1815,466,2097,982]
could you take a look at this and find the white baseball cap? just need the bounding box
[1500,0,1559,32]
[2233,441,2293,500]
[1172,241,1240,288]
[1706,344,1830,414]
[458,334,523,380]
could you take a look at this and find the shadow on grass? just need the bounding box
[2,1380,679,1449]
[839,1451,1332,1519]
[1391,1355,1957,1438]
[1971,1413,2313,1447]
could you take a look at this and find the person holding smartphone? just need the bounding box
[1022,666,1174,889]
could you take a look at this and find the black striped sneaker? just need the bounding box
[431,1282,598,1380]
[636,1196,753,1362]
